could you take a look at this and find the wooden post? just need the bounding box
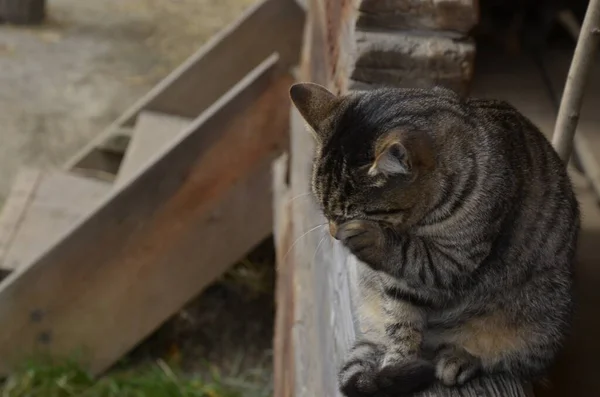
[274,0,533,396]
[552,0,600,162]
[0,0,45,24]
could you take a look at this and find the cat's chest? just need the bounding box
[356,264,473,322]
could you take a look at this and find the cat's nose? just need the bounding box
[329,221,338,239]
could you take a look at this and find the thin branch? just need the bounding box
[552,0,600,162]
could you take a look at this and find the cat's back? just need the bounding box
[468,97,579,268]
[467,97,567,178]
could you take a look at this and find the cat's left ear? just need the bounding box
[290,82,340,142]
[369,131,435,177]
[368,140,411,177]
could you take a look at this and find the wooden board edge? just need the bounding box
[273,152,296,397]
[113,111,192,187]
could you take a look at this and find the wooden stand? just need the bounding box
[0,0,45,24]
[273,1,532,396]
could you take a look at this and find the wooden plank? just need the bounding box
[0,171,111,272]
[355,0,477,33]
[0,54,290,375]
[272,153,295,397]
[0,168,42,270]
[115,111,191,187]
[63,0,304,173]
[350,31,475,94]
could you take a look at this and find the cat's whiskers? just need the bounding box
[287,192,312,204]
[312,233,329,262]
[281,223,327,262]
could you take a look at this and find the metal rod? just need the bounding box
[552,0,600,162]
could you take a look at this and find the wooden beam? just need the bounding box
[0,171,111,272]
[0,168,41,269]
[355,0,477,33]
[350,31,475,94]
[273,153,295,397]
[0,54,291,375]
[115,111,191,187]
[64,0,304,173]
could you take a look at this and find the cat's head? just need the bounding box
[290,83,457,235]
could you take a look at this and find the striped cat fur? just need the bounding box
[290,83,580,396]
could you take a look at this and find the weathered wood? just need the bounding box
[309,0,475,96]
[64,0,304,173]
[351,31,474,93]
[0,54,291,375]
[0,168,41,268]
[0,171,111,272]
[115,111,191,187]
[355,0,478,33]
[0,0,45,24]
[273,153,295,397]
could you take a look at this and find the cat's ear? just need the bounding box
[369,131,435,177]
[368,141,411,177]
[290,82,340,142]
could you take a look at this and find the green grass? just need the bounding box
[1,359,240,397]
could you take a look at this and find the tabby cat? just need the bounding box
[289,83,579,396]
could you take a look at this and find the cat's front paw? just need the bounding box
[376,358,436,395]
[435,346,481,386]
[336,220,386,267]
[339,340,435,397]
[339,340,383,397]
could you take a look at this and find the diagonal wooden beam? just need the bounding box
[0,54,291,376]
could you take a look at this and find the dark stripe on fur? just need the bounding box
[384,286,436,308]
